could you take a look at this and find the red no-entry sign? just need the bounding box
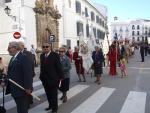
[13,32,21,39]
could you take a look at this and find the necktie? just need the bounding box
[44,54,48,64]
[9,56,14,66]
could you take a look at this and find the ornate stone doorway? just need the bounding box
[33,0,61,50]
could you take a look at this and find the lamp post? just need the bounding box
[4,6,11,16]
[4,6,16,21]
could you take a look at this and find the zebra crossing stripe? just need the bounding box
[120,91,146,113]
[0,80,42,99]
[1,88,45,110]
[29,84,89,113]
[70,87,115,113]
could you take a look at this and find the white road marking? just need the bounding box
[29,84,89,113]
[70,87,115,113]
[120,91,146,113]
[1,88,45,110]
[0,80,42,99]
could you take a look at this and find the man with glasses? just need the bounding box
[6,41,33,113]
[40,43,63,113]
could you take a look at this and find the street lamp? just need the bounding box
[4,6,11,16]
[4,6,16,21]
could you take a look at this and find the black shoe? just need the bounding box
[60,96,63,100]
[45,107,51,111]
[63,96,67,103]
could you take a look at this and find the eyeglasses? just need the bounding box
[8,47,13,50]
[42,46,49,48]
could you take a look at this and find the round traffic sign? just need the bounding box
[13,32,21,39]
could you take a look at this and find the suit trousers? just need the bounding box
[42,81,58,112]
[14,95,29,113]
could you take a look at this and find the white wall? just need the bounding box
[0,0,37,54]
[55,0,107,50]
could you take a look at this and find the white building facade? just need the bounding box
[55,0,107,50]
[0,0,36,55]
[0,0,108,56]
[111,19,150,43]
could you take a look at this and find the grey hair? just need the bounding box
[59,47,66,52]
[9,41,20,50]
[18,41,25,46]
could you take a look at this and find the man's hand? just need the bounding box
[25,89,32,95]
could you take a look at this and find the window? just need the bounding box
[137,37,140,41]
[120,27,123,32]
[93,27,96,38]
[99,18,102,25]
[145,37,148,42]
[96,16,99,23]
[76,1,81,14]
[66,40,71,48]
[102,21,104,27]
[145,31,148,35]
[132,31,135,36]
[85,7,88,17]
[132,25,135,30]
[91,11,95,21]
[77,40,79,46]
[137,31,140,35]
[86,24,89,37]
[97,29,101,39]
[5,0,11,3]
[138,37,140,41]
[132,37,135,41]
[137,25,140,29]
[76,22,84,36]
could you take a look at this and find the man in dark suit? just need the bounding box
[140,42,145,62]
[18,41,35,105]
[6,41,33,113]
[40,43,63,113]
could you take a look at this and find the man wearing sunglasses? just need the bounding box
[39,43,63,113]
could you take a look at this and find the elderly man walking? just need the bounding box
[39,43,63,113]
[6,41,33,113]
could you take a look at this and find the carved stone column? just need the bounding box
[33,0,61,50]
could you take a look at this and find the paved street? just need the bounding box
[1,49,150,113]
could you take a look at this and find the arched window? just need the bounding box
[76,21,84,36]
[137,31,140,35]
[132,25,135,30]
[91,11,95,21]
[76,1,81,14]
[93,27,96,38]
[86,24,89,37]
[137,25,140,29]
[137,37,140,41]
[132,31,135,36]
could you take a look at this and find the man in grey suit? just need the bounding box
[6,41,33,113]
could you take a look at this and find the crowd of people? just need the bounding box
[0,40,149,113]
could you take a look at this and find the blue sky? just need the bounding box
[92,0,150,22]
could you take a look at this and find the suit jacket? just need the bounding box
[40,51,63,88]
[23,49,35,77]
[6,52,33,98]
